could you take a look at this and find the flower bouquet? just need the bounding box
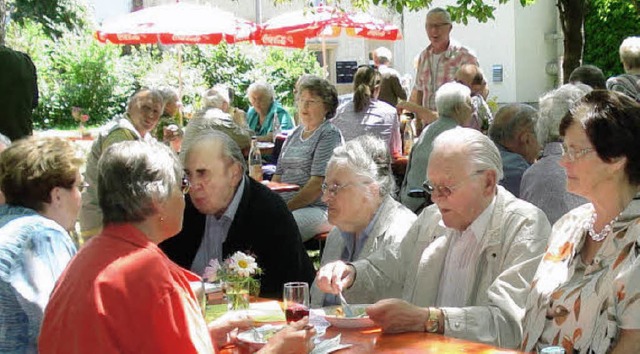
[203,251,262,310]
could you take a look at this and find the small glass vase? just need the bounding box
[225,280,250,311]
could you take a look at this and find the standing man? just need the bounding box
[397,8,478,130]
[0,45,38,141]
[159,130,315,299]
[372,47,407,107]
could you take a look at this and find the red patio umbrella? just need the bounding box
[94,3,257,45]
[255,6,402,49]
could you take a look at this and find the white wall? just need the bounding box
[87,0,131,24]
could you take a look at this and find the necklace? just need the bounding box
[585,211,619,242]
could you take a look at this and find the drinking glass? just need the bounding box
[283,282,309,323]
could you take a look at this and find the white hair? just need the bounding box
[247,82,275,102]
[374,47,392,64]
[435,82,471,118]
[432,127,504,181]
[537,83,591,145]
[202,85,230,109]
[620,36,640,70]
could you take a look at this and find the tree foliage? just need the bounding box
[583,0,640,78]
[1,0,86,43]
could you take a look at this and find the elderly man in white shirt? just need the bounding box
[315,127,551,349]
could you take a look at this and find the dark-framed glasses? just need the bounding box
[321,182,352,198]
[423,170,485,198]
[181,176,191,195]
[560,144,594,162]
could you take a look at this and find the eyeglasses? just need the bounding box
[426,22,450,30]
[181,176,191,195]
[423,170,485,198]
[561,144,594,162]
[297,99,323,108]
[75,181,89,193]
[321,182,353,198]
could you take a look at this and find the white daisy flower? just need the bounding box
[228,251,259,277]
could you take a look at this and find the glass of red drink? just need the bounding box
[283,282,309,323]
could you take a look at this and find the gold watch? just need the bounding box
[425,307,440,333]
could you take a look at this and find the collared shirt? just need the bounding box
[339,206,383,263]
[190,176,246,276]
[414,40,478,110]
[436,196,496,307]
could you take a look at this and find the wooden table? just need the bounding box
[261,180,300,193]
[211,296,524,354]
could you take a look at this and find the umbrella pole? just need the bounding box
[177,44,184,127]
[321,34,327,79]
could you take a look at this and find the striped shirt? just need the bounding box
[275,120,342,207]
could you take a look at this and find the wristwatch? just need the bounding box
[425,307,440,333]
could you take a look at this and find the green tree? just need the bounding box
[583,0,640,78]
[0,0,86,45]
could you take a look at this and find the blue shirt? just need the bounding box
[497,143,531,198]
[0,205,77,354]
[339,207,382,262]
[247,101,294,137]
[190,176,246,276]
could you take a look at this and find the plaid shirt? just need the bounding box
[414,40,478,110]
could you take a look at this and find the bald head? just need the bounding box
[455,64,485,96]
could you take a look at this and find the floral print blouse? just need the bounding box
[521,197,640,353]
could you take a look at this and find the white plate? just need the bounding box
[237,324,285,346]
[321,304,375,329]
[256,142,275,149]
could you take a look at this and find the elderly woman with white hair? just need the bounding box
[399,81,473,213]
[310,135,416,307]
[40,141,315,354]
[606,36,640,101]
[203,85,248,128]
[246,82,295,142]
[520,83,590,224]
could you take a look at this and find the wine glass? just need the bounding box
[283,282,309,323]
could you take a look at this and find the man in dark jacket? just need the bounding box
[0,45,38,140]
[159,130,315,298]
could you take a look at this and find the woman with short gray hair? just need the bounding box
[310,135,416,307]
[520,84,590,224]
[271,76,342,242]
[40,140,316,353]
[246,81,294,141]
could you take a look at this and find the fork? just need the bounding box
[251,325,264,342]
[338,291,355,318]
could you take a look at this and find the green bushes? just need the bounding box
[7,19,323,129]
[583,0,640,79]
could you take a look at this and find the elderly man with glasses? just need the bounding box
[316,127,550,349]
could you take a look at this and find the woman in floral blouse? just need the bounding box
[521,90,640,353]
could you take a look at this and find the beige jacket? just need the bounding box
[310,196,416,307]
[348,186,551,348]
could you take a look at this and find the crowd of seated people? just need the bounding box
[5,13,640,353]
